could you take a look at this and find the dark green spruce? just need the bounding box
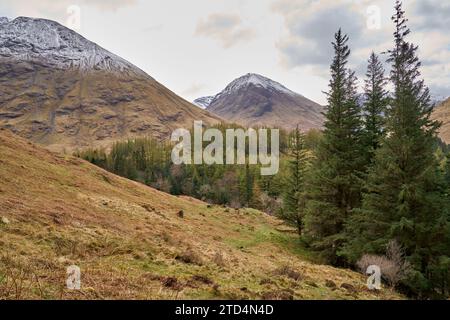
[304,29,364,264]
[341,1,450,298]
[281,126,310,235]
[362,52,388,163]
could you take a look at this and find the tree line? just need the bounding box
[76,124,324,213]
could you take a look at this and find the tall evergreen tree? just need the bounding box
[341,1,450,297]
[362,52,388,163]
[304,29,364,264]
[282,126,310,235]
[240,162,254,207]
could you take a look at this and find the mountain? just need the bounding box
[0,17,220,152]
[193,96,214,109]
[431,97,450,144]
[197,73,324,131]
[0,128,402,299]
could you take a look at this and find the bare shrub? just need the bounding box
[357,240,411,287]
[160,276,184,298]
[258,192,282,215]
[229,199,241,210]
[175,249,203,265]
[161,276,180,289]
[0,255,39,299]
[152,176,171,193]
[198,184,212,199]
[261,289,294,300]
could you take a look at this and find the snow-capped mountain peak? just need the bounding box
[194,73,304,109]
[192,73,323,131]
[0,16,144,75]
[219,73,299,97]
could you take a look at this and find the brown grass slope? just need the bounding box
[0,130,401,300]
[432,97,450,144]
[0,60,221,152]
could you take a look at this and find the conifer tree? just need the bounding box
[240,162,254,207]
[362,52,388,163]
[341,1,450,297]
[304,29,364,264]
[282,126,310,235]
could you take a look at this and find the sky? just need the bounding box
[0,0,449,105]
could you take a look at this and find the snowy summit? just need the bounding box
[0,16,143,75]
[218,73,298,98]
[195,73,301,109]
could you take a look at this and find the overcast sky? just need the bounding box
[0,0,449,104]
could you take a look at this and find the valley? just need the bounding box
[0,129,400,299]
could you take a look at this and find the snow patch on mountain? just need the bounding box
[193,96,215,109]
[0,16,145,75]
[194,73,305,110]
[216,73,301,99]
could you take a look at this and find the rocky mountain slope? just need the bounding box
[0,17,220,151]
[197,73,324,131]
[431,97,450,144]
[0,129,402,299]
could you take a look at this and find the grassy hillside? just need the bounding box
[0,129,402,300]
[0,64,221,153]
[432,97,450,144]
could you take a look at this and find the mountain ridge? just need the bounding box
[0,17,143,74]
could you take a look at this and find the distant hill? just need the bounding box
[196,73,324,131]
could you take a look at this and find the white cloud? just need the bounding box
[195,13,256,48]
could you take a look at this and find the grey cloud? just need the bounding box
[423,57,447,67]
[290,6,363,42]
[413,0,450,31]
[195,13,255,48]
[273,0,449,99]
[275,3,367,69]
[277,38,331,67]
